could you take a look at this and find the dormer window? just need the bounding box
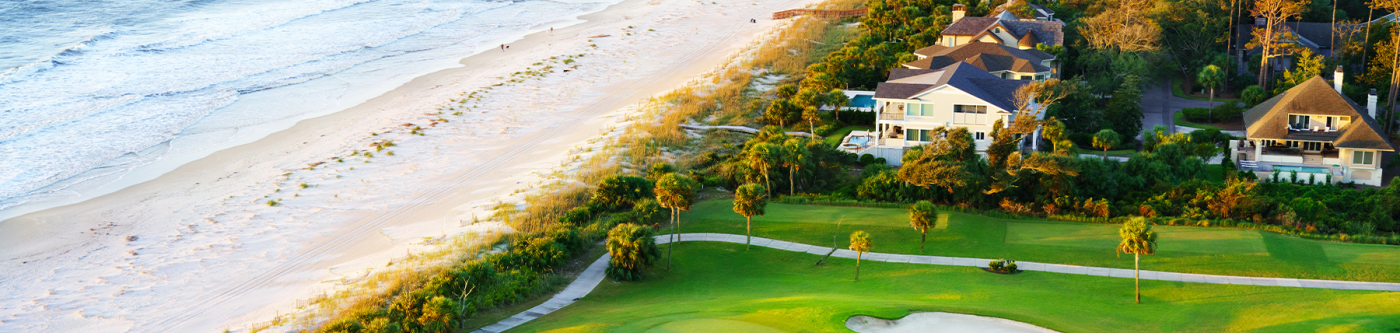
[993,27,1001,34]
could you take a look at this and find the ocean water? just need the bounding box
[0,0,615,218]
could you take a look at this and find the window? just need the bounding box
[905,129,941,142]
[905,103,935,116]
[1301,142,1321,151]
[1019,75,1033,80]
[953,104,987,124]
[974,131,987,141]
[1288,114,1310,129]
[1354,151,1375,165]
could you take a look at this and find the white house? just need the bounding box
[864,62,1036,164]
[1230,70,1395,186]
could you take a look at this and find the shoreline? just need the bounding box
[0,0,820,330]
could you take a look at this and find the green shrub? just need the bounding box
[588,175,655,210]
[605,223,660,281]
[859,154,875,165]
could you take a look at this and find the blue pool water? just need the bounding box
[848,136,870,145]
[1273,165,1330,174]
[851,94,875,108]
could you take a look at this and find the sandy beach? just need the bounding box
[0,0,821,330]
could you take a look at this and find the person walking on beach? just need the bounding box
[500,44,504,52]
[550,27,554,35]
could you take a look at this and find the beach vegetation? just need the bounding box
[300,183,310,189]
[604,223,660,281]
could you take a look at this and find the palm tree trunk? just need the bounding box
[764,170,772,198]
[789,166,795,196]
[920,229,926,253]
[1102,148,1109,160]
[674,208,680,270]
[1134,253,1141,304]
[809,119,816,137]
[1208,88,1214,122]
[746,216,752,250]
[855,253,862,282]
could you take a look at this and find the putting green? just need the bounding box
[642,318,786,333]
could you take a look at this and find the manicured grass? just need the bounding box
[821,125,873,146]
[674,201,1400,282]
[513,242,1400,332]
[1172,77,1239,102]
[1173,111,1223,131]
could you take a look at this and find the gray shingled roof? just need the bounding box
[1243,76,1395,151]
[942,16,1064,46]
[905,42,1052,73]
[874,62,1028,112]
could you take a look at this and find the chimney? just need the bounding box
[1334,66,1344,94]
[1255,17,1266,26]
[952,4,966,23]
[1368,89,1378,119]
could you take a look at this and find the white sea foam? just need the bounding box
[0,0,616,216]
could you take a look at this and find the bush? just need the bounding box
[1241,85,1266,108]
[589,175,655,210]
[1182,104,1245,123]
[605,223,660,281]
[988,259,1018,273]
[873,157,887,165]
[859,154,875,165]
[836,109,876,125]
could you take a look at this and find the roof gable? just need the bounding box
[873,62,1028,112]
[1243,76,1395,151]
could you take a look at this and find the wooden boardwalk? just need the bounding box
[771,8,868,20]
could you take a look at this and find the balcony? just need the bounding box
[878,112,904,121]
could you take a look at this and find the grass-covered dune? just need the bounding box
[678,201,1400,283]
[514,242,1400,332]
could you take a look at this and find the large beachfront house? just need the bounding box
[1230,72,1395,186]
[902,42,1054,80]
[941,4,1063,49]
[865,62,1033,164]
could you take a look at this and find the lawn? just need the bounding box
[1172,77,1239,102]
[673,201,1400,283]
[512,242,1400,333]
[822,125,873,146]
[1174,111,1223,131]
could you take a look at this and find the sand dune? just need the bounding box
[0,0,822,331]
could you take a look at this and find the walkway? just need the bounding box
[473,233,1400,332]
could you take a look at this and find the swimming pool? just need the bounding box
[851,95,875,109]
[848,136,870,145]
[1272,165,1331,174]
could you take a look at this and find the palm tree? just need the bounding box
[908,201,938,253]
[828,89,850,122]
[803,106,821,137]
[780,139,809,196]
[605,223,660,281]
[654,173,698,270]
[1117,217,1158,304]
[1092,129,1122,160]
[1197,65,1225,120]
[745,143,778,198]
[732,183,767,250]
[849,231,872,282]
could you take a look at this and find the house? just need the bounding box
[902,42,1055,80]
[1230,70,1394,186]
[863,62,1036,164]
[988,0,1055,21]
[940,4,1064,49]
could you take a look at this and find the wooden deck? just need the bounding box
[771,8,868,20]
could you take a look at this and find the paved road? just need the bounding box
[474,233,1400,332]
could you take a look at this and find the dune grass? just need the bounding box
[513,242,1400,333]
[673,201,1400,282]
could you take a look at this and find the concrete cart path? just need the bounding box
[474,232,1400,332]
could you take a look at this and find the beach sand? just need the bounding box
[0,0,823,331]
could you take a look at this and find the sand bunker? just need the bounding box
[847,312,1059,333]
